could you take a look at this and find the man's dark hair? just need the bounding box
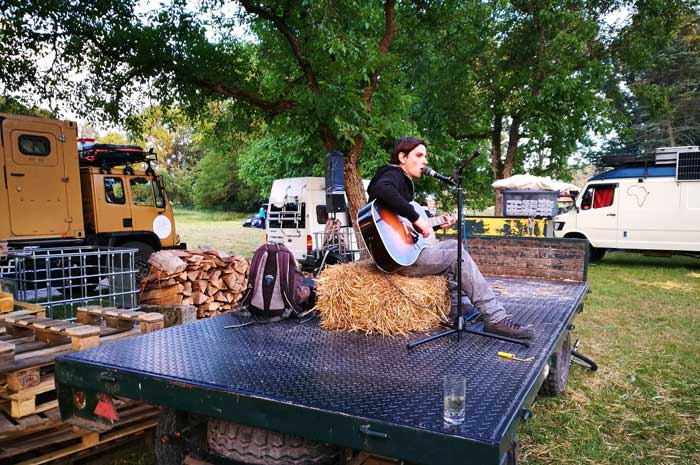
[391,137,427,164]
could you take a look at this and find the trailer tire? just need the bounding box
[539,332,572,396]
[207,419,340,465]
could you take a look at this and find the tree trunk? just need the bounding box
[491,114,520,215]
[345,139,368,256]
[491,112,504,215]
[503,115,521,179]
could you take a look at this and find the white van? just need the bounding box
[554,146,700,260]
[265,177,369,269]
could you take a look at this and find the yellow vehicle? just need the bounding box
[0,113,183,275]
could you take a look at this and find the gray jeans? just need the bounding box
[396,239,507,324]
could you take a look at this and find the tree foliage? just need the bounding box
[621,7,700,149]
[1,0,693,214]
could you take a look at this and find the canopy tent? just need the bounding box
[492,174,580,195]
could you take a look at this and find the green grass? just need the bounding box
[109,213,700,464]
[172,207,266,259]
[520,252,700,465]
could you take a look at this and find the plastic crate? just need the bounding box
[502,190,559,217]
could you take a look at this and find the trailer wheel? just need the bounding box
[539,332,572,396]
[505,440,519,465]
[207,419,340,465]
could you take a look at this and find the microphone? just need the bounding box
[423,166,454,185]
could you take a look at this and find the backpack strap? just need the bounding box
[277,246,303,316]
[240,244,267,308]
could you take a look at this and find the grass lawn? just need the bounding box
[521,252,700,465]
[110,210,699,464]
[173,208,266,259]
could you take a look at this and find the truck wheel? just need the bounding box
[155,408,185,465]
[120,241,155,284]
[588,243,606,262]
[539,332,572,396]
[207,419,340,465]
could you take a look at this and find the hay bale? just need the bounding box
[314,261,450,336]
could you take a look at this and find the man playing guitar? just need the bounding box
[365,137,534,339]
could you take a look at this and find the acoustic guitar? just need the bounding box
[357,200,448,273]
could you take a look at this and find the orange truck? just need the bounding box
[0,113,184,275]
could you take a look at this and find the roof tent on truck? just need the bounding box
[78,143,157,175]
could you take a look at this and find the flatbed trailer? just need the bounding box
[54,237,590,465]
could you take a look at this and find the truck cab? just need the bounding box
[1,113,182,277]
[554,146,700,260]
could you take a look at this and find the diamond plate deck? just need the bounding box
[57,277,588,463]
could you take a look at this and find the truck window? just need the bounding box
[153,179,165,208]
[130,177,155,206]
[581,185,615,210]
[18,135,51,156]
[104,177,126,204]
[316,205,328,224]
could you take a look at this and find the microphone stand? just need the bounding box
[407,151,529,349]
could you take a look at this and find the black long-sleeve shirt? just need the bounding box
[367,165,419,222]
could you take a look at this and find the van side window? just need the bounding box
[316,205,328,224]
[593,186,615,208]
[130,177,155,206]
[581,185,615,210]
[18,135,51,156]
[104,177,126,204]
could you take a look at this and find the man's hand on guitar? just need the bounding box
[439,213,456,229]
[413,217,432,238]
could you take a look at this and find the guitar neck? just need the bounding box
[426,215,445,228]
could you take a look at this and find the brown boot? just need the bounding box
[483,319,534,339]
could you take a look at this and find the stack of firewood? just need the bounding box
[139,247,250,318]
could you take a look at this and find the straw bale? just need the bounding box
[315,261,450,336]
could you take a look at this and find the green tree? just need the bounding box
[129,106,203,170]
[98,131,131,145]
[0,0,408,222]
[0,96,55,118]
[624,10,700,149]
[400,1,621,212]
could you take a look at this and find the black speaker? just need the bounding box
[326,192,346,213]
[325,150,344,192]
[325,150,346,213]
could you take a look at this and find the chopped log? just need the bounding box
[148,251,187,275]
[182,282,192,296]
[139,247,249,319]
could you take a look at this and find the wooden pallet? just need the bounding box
[0,305,164,419]
[0,399,159,464]
[0,373,57,418]
[0,303,165,464]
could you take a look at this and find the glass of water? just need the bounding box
[443,374,466,425]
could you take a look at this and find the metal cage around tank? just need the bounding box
[0,245,138,319]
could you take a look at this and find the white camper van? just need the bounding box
[554,146,700,260]
[266,177,369,270]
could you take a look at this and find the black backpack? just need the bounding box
[239,243,314,318]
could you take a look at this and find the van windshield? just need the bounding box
[268,202,306,229]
